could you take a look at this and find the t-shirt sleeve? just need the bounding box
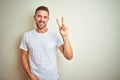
[20,33,28,51]
[57,32,64,47]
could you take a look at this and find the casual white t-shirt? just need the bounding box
[20,29,63,80]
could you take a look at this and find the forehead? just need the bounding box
[35,10,49,16]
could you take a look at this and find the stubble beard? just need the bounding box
[36,21,46,29]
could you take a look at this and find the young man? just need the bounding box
[20,6,73,80]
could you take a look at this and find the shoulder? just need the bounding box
[23,29,35,36]
[21,30,35,42]
[21,30,35,41]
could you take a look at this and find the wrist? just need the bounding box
[61,34,68,37]
[62,35,69,40]
[28,72,34,78]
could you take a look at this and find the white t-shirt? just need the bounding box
[20,29,63,80]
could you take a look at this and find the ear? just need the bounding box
[33,15,36,21]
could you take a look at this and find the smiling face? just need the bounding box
[34,10,49,29]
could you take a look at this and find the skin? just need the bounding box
[20,10,73,80]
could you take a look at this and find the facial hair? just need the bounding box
[36,21,46,29]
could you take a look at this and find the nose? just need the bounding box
[40,17,44,22]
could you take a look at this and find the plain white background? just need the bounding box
[0,0,120,80]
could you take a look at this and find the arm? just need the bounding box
[59,36,73,60]
[56,17,73,60]
[20,49,39,80]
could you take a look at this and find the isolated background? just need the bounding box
[0,0,120,80]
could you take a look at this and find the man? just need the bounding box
[20,6,73,80]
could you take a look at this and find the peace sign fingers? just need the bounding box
[56,19,61,29]
[61,17,65,26]
[56,17,65,29]
[56,17,69,36]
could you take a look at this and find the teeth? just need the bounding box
[40,22,44,24]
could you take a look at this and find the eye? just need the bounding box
[44,16,47,18]
[37,15,42,17]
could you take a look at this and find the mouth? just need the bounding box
[37,21,46,28]
[38,21,45,26]
[39,22,44,25]
[39,21,45,24]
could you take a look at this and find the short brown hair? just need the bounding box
[35,6,49,15]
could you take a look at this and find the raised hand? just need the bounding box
[56,17,68,37]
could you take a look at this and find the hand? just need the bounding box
[30,74,40,80]
[56,17,68,37]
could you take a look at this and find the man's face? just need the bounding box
[34,10,49,29]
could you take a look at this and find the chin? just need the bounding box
[37,23,46,29]
[38,26,45,29]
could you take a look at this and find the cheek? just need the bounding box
[37,18,41,22]
[35,17,40,22]
[45,19,49,23]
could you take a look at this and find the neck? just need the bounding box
[36,27,48,33]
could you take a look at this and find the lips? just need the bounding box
[38,21,45,27]
[39,22,44,25]
[39,21,45,24]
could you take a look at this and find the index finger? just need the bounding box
[56,19,61,29]
[61,17,65,26]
